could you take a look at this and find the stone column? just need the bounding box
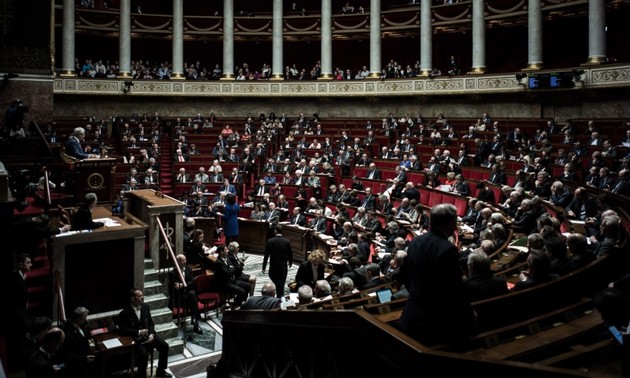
[60,0,75,76]
[586,0,606,64]
[470,0,486,74]
[271,0,284,79]
[222,0,235,79]
[221,0,234,80]
[117,0,132,78]
[319,0,333,79]
[368,0,382,78]
[419,0,432,76]
[526,0,543,70]
[171,0,185,79]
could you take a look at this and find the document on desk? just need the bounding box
[103,338,123,349]
[94,218,122,227]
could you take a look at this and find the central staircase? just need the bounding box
[158,134,174,196]
[140,257,184,356]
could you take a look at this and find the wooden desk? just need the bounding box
[237,218,269,254]
[279,224,311,263]
[125,189,185,269]
[51,207,147,321]
[93,333,136,378]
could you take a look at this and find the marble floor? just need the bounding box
[162,253,299,377]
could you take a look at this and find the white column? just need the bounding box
[319,0,333,79]
[526,0,543,70]
[271,0,284,79]
[470,0,486,74]
[61,0,75,76]
[171,0,185,79]
[419,0,432,76]
[117,0,132,77]
[587,0,606,64]
[222,0,235,79]
[368,0,381,78]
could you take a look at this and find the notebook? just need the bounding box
[376,288,393,303]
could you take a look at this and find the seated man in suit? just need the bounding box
[72,192,104,230]
[118,289,172,377]
[288,207,307,227]
[168,254,203,334]
[242,283,282,310]
[309,209,327,233]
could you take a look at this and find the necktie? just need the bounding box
[258,187,264,196]
[294,216,298,225]
[179,156,184,162]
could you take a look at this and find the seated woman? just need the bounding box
[187,229,217,270]
[250,202,266,221]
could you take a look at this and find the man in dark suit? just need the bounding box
[25,326,65,378]
[264,202,281,225]
[360,187,376,210]
[401,182,420,202]
[511,198,538,235]
[365,163,382,180]
[309,210,327,233]
[262,225,293,298]
[398,204,475,346]
[65,127,98,159]
[169,254,203,334]
[488,164,507,186]
[360,263,388,290]
[250,179,269,197]
[63,306,96,377]
[611,169,630,196]
[242,283,282,309]
[288,207,307,227]
[118,289,172,378]
[72,192,104,230]
[451,174,471,197]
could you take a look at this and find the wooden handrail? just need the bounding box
[154,215,185,287]
[54,269,66,323]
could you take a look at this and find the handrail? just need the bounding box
[153,215,185,287]
[54,269,66,323]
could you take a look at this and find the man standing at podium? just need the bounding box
[65,127,99,159]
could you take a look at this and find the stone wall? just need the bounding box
[51,88,629,124]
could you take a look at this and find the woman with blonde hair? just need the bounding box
[295,249,326,289]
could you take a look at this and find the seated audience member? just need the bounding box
[25,326,65,378]
[72,192,105,230]
[63,306,96,377]
[463,251,509,302]
[565,233,596,272]
[242,283,282,310]
[360,263,388,290]
[313,279,333,301]
[168,254,203,334]
[16,316,53,373]
[511,251,558,292]
[295,250,326,289]
[297,285,314,305]
[213,245,250,307]
[337,276,358,297]
[118,289,171,378]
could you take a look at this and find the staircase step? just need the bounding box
[144,279,164,297]
[145,293,169,310]
[155,320,180,340]
[144,268,160,283]
[165,336,185,356]
[144,258,155,270]
[151,307,173,324]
